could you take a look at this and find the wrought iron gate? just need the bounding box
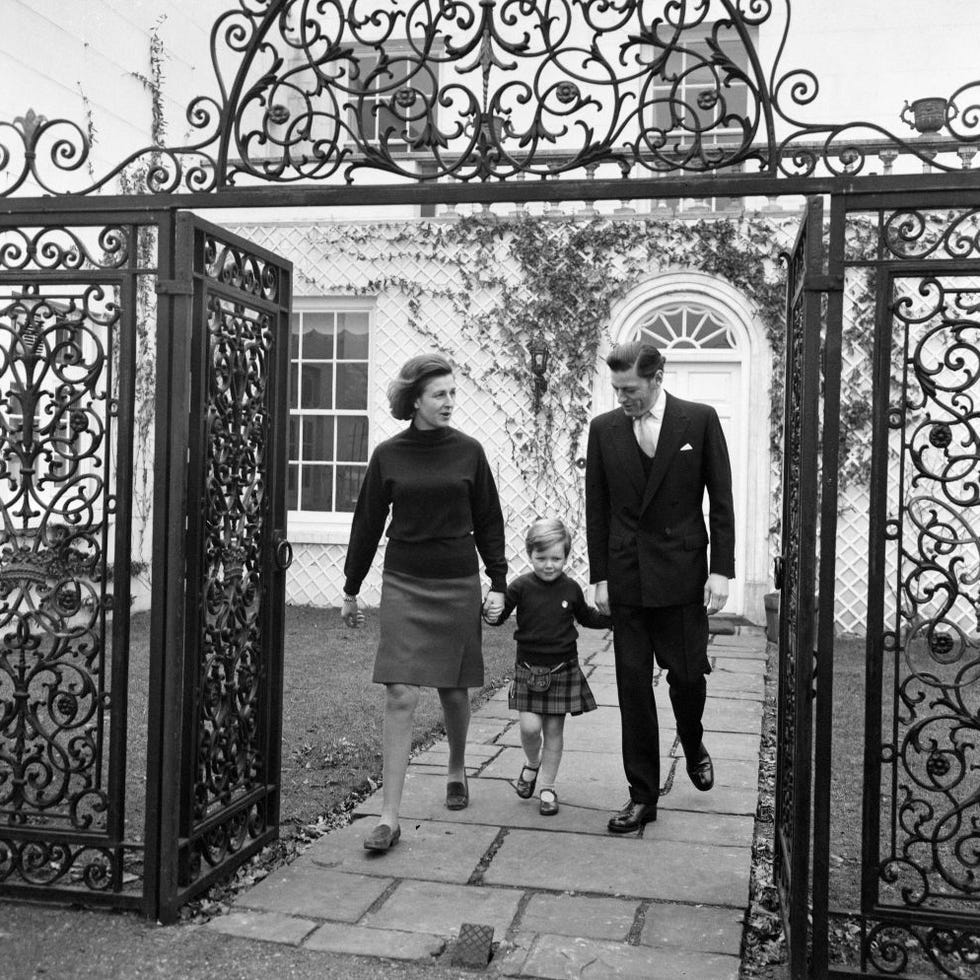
[145,214,292,921]
[0,215,149,908]
[775,195,825,978]
[0,212,292,920]
[775,192,980,978]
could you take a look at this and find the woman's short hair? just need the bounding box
[605,341,666,378]
[387,354,454,420]
[525,517,573,557]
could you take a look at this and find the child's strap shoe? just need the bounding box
[539,788,559,816]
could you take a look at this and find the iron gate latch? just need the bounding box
[273,533,293,571]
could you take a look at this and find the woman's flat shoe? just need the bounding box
[446,777,469,810]
[539,788,559,816]
[363,823,400,851]
[515,763,540,799]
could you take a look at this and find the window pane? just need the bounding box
[301,363,333,408]
[336,363,367,409]
[288,416,298,459]
[303,464,334,511]
[289,312,300,358]
[337,312,370,359]
[302,416,335,461]
[336,464,366,512]
[303,312,335,359]
[336,416,369,461]
[287,464,298,510]
[290,363,298,409]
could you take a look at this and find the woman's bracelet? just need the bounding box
[342,593,358,603]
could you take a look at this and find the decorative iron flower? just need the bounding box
[929,422,953,448]
[929,632,954,657]
[925,751,950,779]
[395,87,418,108]
[267,104,290,125]
[555,81,580,105]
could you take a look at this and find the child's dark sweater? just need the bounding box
[495,571,612,667]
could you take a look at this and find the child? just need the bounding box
[484,517,612,816]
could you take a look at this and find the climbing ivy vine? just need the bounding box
[306,213,882,535]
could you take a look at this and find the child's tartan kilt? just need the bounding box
[508,658,598,716]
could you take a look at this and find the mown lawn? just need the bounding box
[122,605,517,840]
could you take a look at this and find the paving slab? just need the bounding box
[512,933,740,979]
[658,781,759,816]
[206,909,318,945]
[683,730,762,761]
[411,742,502,765]
[306,818,499,883]
[495,707,668,754]
[468,717,516,744]
[483,829,750,906]
[232,861,391,922]
[361,878,523,937]
[666,754,759,790]
[634,808,755,849]
[479,745,675,800]
[639,901,745,955]
[712,655,767,674]
[707,670,765,698]
[303,922,446,960]
[518,893,639,941]
[474,698,519,720]
[702,697,763,734]
[355,769,632,835]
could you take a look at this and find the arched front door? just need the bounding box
[600,272,773,621]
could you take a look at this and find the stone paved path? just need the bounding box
[208,625,767,978]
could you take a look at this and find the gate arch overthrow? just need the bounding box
[1,3,979,976]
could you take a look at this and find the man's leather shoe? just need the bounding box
[687,745,714,792]
[607,799,657,833]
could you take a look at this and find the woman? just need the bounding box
[341,354,507,852]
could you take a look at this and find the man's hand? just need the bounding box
[484,590,505,621]
[594,581,610,616]
[703,574,729,615]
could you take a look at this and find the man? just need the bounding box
[585,341,735,833]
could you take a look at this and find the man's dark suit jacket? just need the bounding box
[585,393,736,608]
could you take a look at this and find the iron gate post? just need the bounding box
[809,195,847,979]
[775,195,825,978]
[143,209,193,921]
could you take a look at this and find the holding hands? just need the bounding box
[482,590,505,624]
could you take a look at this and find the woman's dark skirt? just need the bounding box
[508,658,597,716]
[374,569,484,688]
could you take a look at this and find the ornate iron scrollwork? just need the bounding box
[3,1,980,196]
[0,243,132,891]
[873,258,980,927]
[181,236,279,885]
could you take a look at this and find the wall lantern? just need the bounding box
[528,332,550,410]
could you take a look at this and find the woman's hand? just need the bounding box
[341,595,365,628]
[483,590,505,622]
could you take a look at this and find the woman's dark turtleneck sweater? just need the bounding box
[343,423,507,595]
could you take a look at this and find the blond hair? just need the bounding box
[525,517,572,557]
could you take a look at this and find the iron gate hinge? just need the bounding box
[155,279,194,296]
[804,274,844,293]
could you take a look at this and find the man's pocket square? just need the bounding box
[680,443,694,451]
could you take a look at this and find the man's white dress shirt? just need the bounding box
[633,388,666,458]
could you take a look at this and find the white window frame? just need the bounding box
[347,40,441,154]
[287,296,375,544]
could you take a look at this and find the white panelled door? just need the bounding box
[663,361,745,616]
